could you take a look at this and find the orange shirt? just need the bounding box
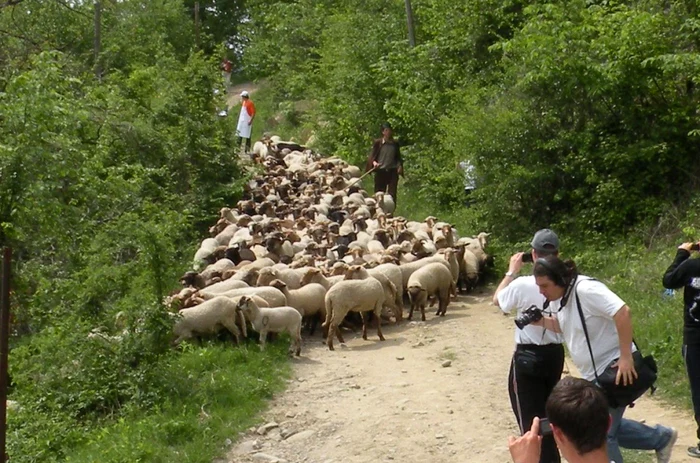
[243,99,256,117]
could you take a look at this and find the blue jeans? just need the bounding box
[608,405,674,462]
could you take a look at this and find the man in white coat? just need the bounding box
[236,90,256,153]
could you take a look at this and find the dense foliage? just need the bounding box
[2,0,700,459]
[0,0,252,460]
[244,0,700,239]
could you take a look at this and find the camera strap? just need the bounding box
[539,274,578,342]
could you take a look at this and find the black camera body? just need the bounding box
[521,251,533,263]
[514,305,544,329]
[691,243,700,251]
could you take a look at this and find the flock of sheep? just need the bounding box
[166,135,492,354]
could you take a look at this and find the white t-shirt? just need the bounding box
[497,275,564,345]
[555,276,636,381]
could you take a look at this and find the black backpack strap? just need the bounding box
[574,282,601,384]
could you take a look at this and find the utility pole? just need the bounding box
[404,0,416,47]
[194,1,200,48]
[94,0,101,79]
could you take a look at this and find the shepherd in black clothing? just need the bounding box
[663,241,700,458]
[366,122,403,204]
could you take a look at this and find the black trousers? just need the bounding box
[684,343,700,441]
[237,136,251,152]
[508,343,565,463]
[374,169,399,204]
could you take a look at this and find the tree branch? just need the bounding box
[0,0,23,9]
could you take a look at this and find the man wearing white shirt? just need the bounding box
[495,229,565,463]
[532,256,677,463]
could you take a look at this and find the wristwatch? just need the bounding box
[505,271,516,278]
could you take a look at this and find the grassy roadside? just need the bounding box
[60,343,292,462]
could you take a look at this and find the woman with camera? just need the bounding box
[662,241,700,457]
[494,229,565,463]
[532,256,677,463]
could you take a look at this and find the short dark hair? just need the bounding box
[546,377,609,455]
[381,122,392,130]
[533,255,577,288]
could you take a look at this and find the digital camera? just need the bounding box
[514,305,543,329]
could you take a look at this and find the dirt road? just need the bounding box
[224,288,697,463]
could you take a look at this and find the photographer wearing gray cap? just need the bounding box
[494,229,565,463]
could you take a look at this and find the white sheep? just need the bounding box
[193,238,219,270]
[199,258,236,283]
[214,224,239,247]
[406,262,455,321]
[374,191,396,215]
[256,266,303,289]
[437,247,460,295]
[270,279,327,336]
[322,278,386,351]
[173,296,248,345]
[200,286,287,308]
[300,267,344,289]
[399,255,452,289]
[456,245,480,292]
[235,295,302,355]
[199,278,249,295]
[343,265,401,321]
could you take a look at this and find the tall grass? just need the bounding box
[62,342,292,463]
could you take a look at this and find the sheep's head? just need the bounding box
[235,295,252,312]
[256,268,278,286]
[476,232,491,249]
[269,279,287,291]
[343,265,367,280]
[300,267,321,286]
[180,271,204,289]
[434,235,448,249]
[379,255,399,265]
[331,262,349,276]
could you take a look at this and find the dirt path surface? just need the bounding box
[223,289,698,463]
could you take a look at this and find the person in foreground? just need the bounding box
[509,376,612,463]
[494,229,565,463]
[530,256,677,463]
[662,241,700,457]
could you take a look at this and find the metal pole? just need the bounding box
[94,0,101,79]
[0,247,11,462]
[404,0,416,47]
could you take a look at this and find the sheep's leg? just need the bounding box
[294,324,302,356]
[443,287,452,316]
[326,323,336,351]
[395,293,404,322]
[420,297,427,322]
[222,320,241,345]
[407,299,415,321]
[360,312,368,340]
[335,322,346,344]
[374,301,385,341]
[308,314,319,337]
[259,330,267,351]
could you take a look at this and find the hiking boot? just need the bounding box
[657,427,678,463]
[688,444,700,458]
